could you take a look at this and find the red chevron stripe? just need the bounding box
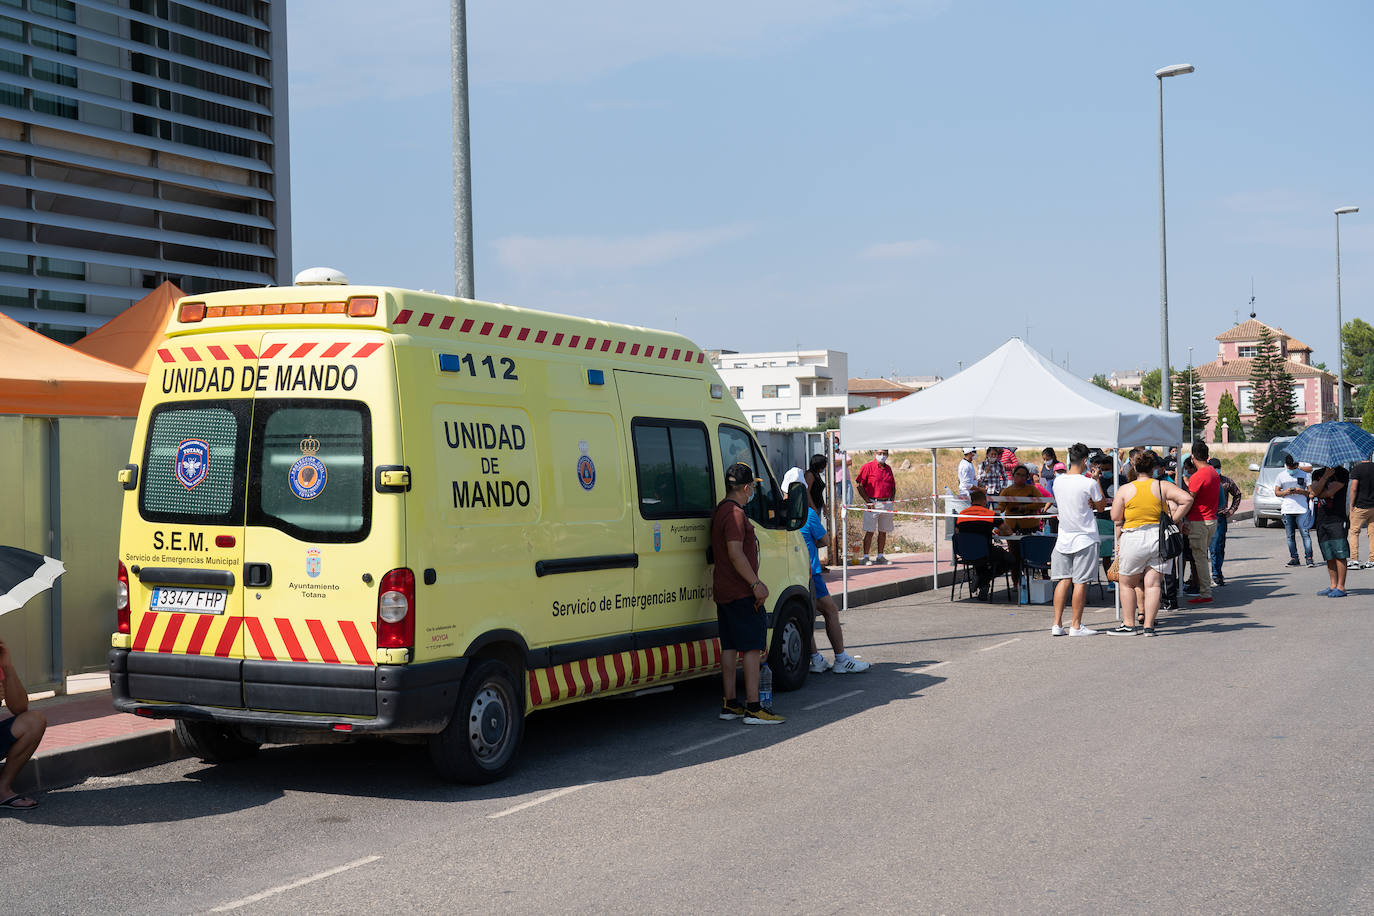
[321,342,348,358]
[235,344,257,359]
[289,343,315,358]
[338,620,371,665]
[418,312,434,327]
[157,613,187,653]
[185,614,215,656]
[353,342,382,358]
[213,616,243,657]
[460,318,474,333]
[499,324,512,338]
[208,345,229,361]
[157,348,174,363]
[517,327,530,341]
[245,617,276,661]
[528,671,543,706]
[260,343,286,359]
[306,619,341,664]
[535,330,547,343]
[440,316,454,330]
[275,618,307,662]
[181,347,201,362]
[479,321,494,336]
[131,613,157,652]
[394,309,413,324]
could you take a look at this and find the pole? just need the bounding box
[1158,74,1172,412]
[931,449,938,592]
[451,0,475,299]
[1336,212,1345,421]
[1112,450,1120,623]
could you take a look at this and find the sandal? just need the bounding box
[0,794,38,810]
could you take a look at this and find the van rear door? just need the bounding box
[238,331,403,713]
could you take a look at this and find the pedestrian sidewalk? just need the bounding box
[14,676,183,796]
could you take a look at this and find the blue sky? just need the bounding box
[286,0,1372,381]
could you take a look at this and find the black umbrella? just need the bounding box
[0,546,66,616]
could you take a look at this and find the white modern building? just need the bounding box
[710,348,849,430]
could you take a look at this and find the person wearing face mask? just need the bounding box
[855,448,897,565]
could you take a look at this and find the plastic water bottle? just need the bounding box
[758,663,773,708]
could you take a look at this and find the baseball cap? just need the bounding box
[1053,462,1067,472]
[962,445,976,454]
[724,462,760,487]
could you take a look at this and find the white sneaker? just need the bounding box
[1069,626,1098,637]
[832,654,870,673]
[810,653,832,673]
[1051,625,1066,636]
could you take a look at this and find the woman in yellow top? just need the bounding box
[1109,451,1193,635]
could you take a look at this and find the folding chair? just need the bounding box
[1017,534,1057,602]
[951,532,1011,601]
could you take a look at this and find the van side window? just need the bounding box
[630,420,713,519]
[139,400,250,525]
[717,424,784,527]
[248,400,372,543]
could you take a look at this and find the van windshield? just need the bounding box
[1263,438,1294,467]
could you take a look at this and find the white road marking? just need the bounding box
[802,689,864,710]
[487,783,593,819]
[903,661,950,677]
[669,730,746,757]
[979,638,1021,652]
[210,856,381,912]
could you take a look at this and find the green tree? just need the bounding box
[1342,317,1374,385]
[1362,386,1374,434]
[1141,368,1164,408]
[1214,390,1244,442]
[1090,373,1112,390]
[1113,386,1142,403]
[1170,366,1210,442]
[1251,325,1297,438]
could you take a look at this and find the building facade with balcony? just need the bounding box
[1196,318,1346,438]
[0,0,289,342]
[710,348,849,430]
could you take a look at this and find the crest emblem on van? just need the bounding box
[288,435,327,500]
[576,439,596,491]
[306,548,322,578]
[653,522,661,552]
[175,439,209,490]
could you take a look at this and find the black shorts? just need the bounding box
[716,596,766,652]
[0,716,15,760]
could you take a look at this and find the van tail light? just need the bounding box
[376,568,415,649]
[116,560,130,634]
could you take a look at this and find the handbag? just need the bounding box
[1106,556,1121,582]
[1157,481,1184,560]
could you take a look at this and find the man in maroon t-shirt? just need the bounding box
[1183,440,1220,604]
[710,462,783,725]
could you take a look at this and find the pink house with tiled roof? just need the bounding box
[1197,318,1347,438]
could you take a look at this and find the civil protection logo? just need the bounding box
[175,439,209,490]
[306,548,322,578]
[653,522,661,552]
[289,435,327,500]
[577,455,596,491]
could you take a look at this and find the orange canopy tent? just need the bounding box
[71,281,184,374]
[0,312,148,417]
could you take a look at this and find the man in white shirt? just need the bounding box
[1275,453,1313,567]
[1050,443,1108,636]
[957,446,979,499]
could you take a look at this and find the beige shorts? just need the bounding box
[862,501,895,533]
[1118,525,1170,577]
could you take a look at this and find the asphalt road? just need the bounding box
[7,524,1372,915]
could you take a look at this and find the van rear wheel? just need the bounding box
[767,600,810,692]
[1254,516,1268,528]
[429,658,525,784]
[174,719,260,763]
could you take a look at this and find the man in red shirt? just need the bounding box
[710,462,783,725]
[1183,441,1220,604]
[855,449,897,564]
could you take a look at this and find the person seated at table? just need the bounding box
[998,465,1045,579]
[956,491,1014,600]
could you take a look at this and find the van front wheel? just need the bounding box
[429,658,525,784]
[768,600,810,692]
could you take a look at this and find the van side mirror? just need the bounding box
[785,481,808,531]
[1248,463,1260,472]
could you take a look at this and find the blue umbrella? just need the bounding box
[1284,421,1374,468]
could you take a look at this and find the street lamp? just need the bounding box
[1335,205,1359,420]
[1156,63,1194,412]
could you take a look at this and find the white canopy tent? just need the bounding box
[840,338,1182,450]
[835,338,1183,611]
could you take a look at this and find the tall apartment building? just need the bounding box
[710,348,849,430]
[0,0,289,342]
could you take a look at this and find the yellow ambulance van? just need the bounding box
[110,276,813,783]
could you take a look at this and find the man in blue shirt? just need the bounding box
[801,485,870,674]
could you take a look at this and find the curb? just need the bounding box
[15,729,187,796]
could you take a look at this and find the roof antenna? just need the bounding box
[1248,278,1256,319]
